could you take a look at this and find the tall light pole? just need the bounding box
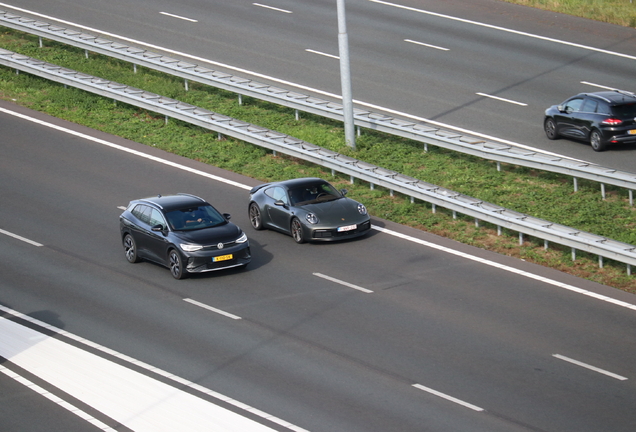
[337,0,356,150]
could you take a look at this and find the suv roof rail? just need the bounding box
[177,193,206,201]
[613,89,636,99]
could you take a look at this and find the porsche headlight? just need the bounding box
[305,213,319,224]
[358,203,367,215]
[180,243,203,252]
[235,232,248,243]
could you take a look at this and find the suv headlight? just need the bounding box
[235,232,248,243]
[180,243,203,252]
[306,213,319,224]
[358,203,367,215]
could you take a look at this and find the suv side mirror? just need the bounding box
[223,213,231,220]
[340,189,348,196]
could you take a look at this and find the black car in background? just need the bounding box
[544,90,636,151]
[119,194,250,279]
[248,177,371,243]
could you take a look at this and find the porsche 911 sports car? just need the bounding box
[248,177,371,243]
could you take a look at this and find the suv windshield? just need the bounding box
[166,205,226,231]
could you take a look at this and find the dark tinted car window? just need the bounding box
[597,102,611,115]
[148,208,165,227]
[165,205,226,231]
[613,103,636,118]
[132,204,152,224]
[564,98,584,113]
[581,98,598,113]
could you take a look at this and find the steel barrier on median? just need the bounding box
[1,9,636,200]
[1,47,635,273]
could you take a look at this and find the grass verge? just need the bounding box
[0,28,635,293]
[501,0,636,27]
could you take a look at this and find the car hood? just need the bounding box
[301,198,365,222]
[174,223,242,245]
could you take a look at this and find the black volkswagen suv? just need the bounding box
[120,194,251,279]
[544,90,636,151]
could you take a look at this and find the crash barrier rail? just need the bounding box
[1,9,636,204]
[1,48,635,275]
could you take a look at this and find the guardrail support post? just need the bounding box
[497,161,501,172]
[628,264,632,276]
[38,36,42,48]
[134,64,137,74]
[475,219,479,227]
[599,255,603,268]
[453,211,457,220]
[573,177,578,192]
[184,79,188,91]
[601,183,606,200]
[370,183,374,190]
[572,248,576,261]
[85,49,88,59]
[519,232,523,245]
[295,109,299,121]
[432,203,436,214]
[544,239,548,250]
[497,225,501,236]
[238,94,242,106]
[630,190,634,206]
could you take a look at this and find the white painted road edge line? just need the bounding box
[0,304,308,432]
[371,226,636,312]
[553,354,628,381]
[313,273,373,293]
[0,228,44,246]
[183,298,242,320]
[0,364,118,432]
[0,1,597,162]
[2,107,635,313]
[412,383,485,412]
[305,49,339,59]
[476,92,527,106]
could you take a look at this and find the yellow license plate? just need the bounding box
[213,254,233,262]
[629,129,636,135]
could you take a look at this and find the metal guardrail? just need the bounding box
[2,9,636,197]
[1,47,635,271]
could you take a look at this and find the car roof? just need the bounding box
[250,177,328,194]
[579,90,636,105]
[134,193,208,212]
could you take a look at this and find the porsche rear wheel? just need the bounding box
[291,218,305,244]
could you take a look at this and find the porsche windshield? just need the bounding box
[290,181,343,205]
[166,205,226,231]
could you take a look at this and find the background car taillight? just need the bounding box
[601,118,622,126]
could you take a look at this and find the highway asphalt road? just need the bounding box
[1,100,636,431]
[1,0,636,172]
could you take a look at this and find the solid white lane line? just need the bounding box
[159,12,198,22]
[0,107,251,191]
[305,49,339,59]
[0,316,278,432]
[404,39,449,51]
[369,0,636,61]
[371,226,636,312]
[0,228,43,247]
[412,384,485,412]
[0,2,593,161]
[0,305,308,432]
[476,92,527,106]
[553,354,628,380]
[3,107,635,313]
[0,364,117,432]
[253,3,293,14]
[184,298,242,320]
[313,273,373,293]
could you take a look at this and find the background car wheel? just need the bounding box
[123,234,140,263]
[590,130,606,152]
[544,118,559,140]
[169,250,187,279]
[290,218,305,244]
[249,202,264,230]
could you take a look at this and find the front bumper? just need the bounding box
[184,243,251,273]
[309,220,371,241]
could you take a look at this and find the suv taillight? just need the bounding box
[601,118,623,126]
